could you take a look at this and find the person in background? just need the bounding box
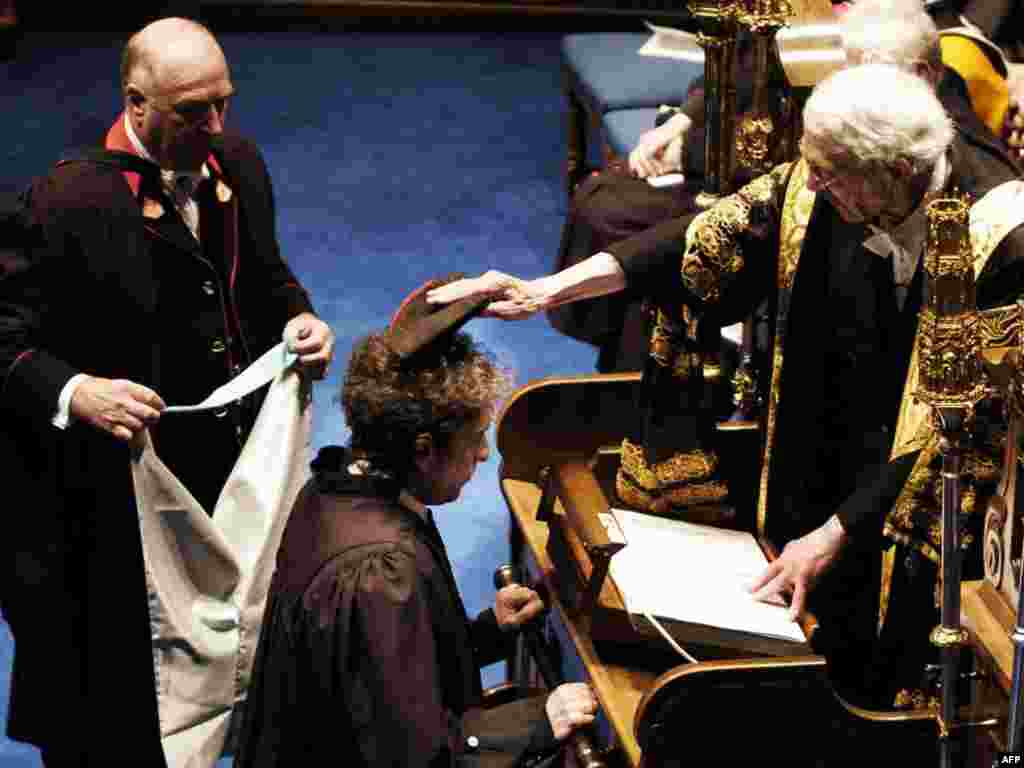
[552,0,1018,374]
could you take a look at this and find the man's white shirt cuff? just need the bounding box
[53,373,89,429]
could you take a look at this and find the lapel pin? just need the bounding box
[142,198,165,219]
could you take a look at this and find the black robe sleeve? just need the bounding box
[469,608,517,669]
[338,543,556,768]
[0,174,113,422]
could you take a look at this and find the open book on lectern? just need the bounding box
[601,508,810,657]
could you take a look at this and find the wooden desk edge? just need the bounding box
[503,476,651,767]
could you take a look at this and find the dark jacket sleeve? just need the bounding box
[469,608,518,669]
[1,177,88,422]
[604,213,696,308]
[347,544,556,768]
[834,452,919,538]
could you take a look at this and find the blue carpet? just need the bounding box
[2,28,600,765]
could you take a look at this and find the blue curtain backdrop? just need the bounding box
[1,27,605,766]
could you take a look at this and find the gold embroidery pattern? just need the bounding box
[649,309,698,379]
[757,159,812,538]
[878,181,1024,629]
[878,547,896,634]
[616,439,729,513]
[619,438,720,488]
[680,164,792,303]
[893,689,939,711]
[883,431,1003,565]
[616,472,729,514]
[681,200,749,303]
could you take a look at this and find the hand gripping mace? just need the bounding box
[494,565,605,768]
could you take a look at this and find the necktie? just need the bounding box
[163,172,201,239]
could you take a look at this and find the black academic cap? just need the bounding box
[386,273,489,360]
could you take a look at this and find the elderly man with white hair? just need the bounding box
[552,0,1017,375]
[429,63,1024,710]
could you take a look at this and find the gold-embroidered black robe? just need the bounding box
[604,132,1024,704]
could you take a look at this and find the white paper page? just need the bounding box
[606,508,806,644]
[638,22,706,63]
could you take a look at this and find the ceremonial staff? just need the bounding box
[916,195,985,768]
[494,565,605,768]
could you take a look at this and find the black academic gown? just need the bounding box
[235,447,557,768]
[605,132,1024,704]
[0,116,314,760]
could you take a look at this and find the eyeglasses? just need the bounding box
[799,139,845,193]
[170,97,230,127]
[145,92,233,127]
[804,158,842,192]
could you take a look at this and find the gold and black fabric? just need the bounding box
[548,54,792,375]
[604,133,1024,705]
[615,303,734,517]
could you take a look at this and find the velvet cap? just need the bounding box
[386,273,488,361]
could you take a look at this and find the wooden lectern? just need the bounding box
[496,373,938,766]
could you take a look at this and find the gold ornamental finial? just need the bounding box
[915,192,986,411]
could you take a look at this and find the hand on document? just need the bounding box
[748,515,848,620]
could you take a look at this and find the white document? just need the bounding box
[638,22,706,64]
[639,20,847,88]
[647,172,685,188]
[604,508,806,648]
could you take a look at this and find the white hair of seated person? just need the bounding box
[803,63,954,174]
[840,0,944,73]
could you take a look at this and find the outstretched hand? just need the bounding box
[425,270,547,320]
[748,515,847,620]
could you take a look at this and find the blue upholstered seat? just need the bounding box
[602,107,661,157]
[561,33,701,113]
[560,32,702,176]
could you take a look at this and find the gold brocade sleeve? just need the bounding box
[680,162,793,304]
